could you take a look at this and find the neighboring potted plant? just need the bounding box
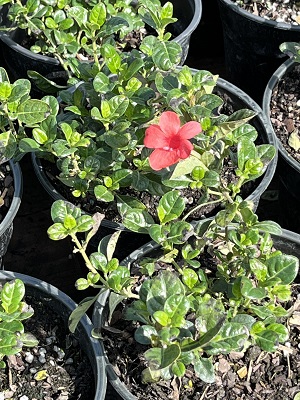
[216,0,300,103]
[0,0,202,95]
[17,42,277,238]
[0,270,107,399]
[46,195,300,399]
[0,66,50,265]
[262,41,300,234]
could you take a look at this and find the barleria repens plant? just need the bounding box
[16,42,275,225]
[0,279,38,368]
[0,0,178,87]
[47,196,299,384]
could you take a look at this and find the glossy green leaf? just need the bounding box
[194,357,215,383]
[157,191,185,224]
[266,254,299,284]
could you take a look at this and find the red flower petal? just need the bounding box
[144,125,169,148]
[159,111,181,136]
[149,148,180,170]
[178,140,193,159]
[178,121,202,139]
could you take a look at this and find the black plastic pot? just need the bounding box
[0,160,22,267]
[0,270,107,400]
[262,57,300,233]
[92,228,300,400]
[216,0,300,104]
[0,0,202,96]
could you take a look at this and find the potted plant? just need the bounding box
[0,270,107,399]
[46,194,300,399]
[21,45,277,238]
[0,66,50,265]
[216,0,300,103]
[0,0,202,95]
[262,41,300,233]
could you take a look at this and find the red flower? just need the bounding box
[144,111,201,171]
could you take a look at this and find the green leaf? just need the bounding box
[160,344,181,369]
[194,357,215,383]
[135,325,157,345]
[240,277,266,299]
[170,152,207,180]
[205,322,249,355]
[181,315,226,352]
[254,329,279,352]
[122,209,155,233]
[17,100,49,125]
[1,279,25,314]
[68,295,98,333]
[94,185,114,202]
[267,323,289,343]
[266,254,299,285]
[253,221,282,235]
[157,191,185,224]
[152,40,181,70]
[89,3,106,28]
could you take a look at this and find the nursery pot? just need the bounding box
[262,57,300,233]
[0,160,22,267]
[92,228,300,399]
[0,270,107,400]
[0,0,202,96]
[216,0,300,103]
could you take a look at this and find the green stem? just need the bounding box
[70,233,99,275]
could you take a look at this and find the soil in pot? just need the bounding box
[268,63,300,165]
[231,0,300,23]
[267,62,300,234]
[0,293,95,400]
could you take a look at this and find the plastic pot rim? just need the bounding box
[0,160,22,237]
[262,57,300,174]
[172,0,202,45]
[218,0,300,31]
[0,270,107,400]
[0,32,61,65]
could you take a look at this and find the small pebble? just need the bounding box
[39,347,47,355]
[25,352,34,363]
[38,355,46,364]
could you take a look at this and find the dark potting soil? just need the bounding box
[0,294,95,400]
[269,63,300,164]
[232,0,300,24]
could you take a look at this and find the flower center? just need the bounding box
[167,135,181,150]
